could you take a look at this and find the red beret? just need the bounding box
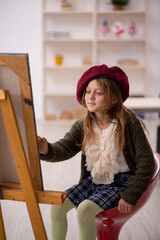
[76,64,129,104]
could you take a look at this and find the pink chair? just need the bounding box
[95,153,160,240]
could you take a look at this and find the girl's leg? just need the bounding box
[50,197,75,240]
[77,200,103,240]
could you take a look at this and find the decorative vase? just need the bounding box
[113,4,123,10]
[54,55,63,66]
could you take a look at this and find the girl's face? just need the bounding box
[85,79,106,116]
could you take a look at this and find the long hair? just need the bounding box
[81,77,147,153]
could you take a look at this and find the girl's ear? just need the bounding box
[111,97,117,105]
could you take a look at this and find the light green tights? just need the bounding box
[50,197,103,240]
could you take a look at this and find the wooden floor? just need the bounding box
[1,115,160,239]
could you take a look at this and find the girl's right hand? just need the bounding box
[38,136,49,155]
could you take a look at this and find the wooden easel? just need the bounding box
[0,54,67,239]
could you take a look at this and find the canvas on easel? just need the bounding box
[0,53,67,240]
[0,53,42,189]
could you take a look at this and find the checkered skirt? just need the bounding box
[66,173,133,211]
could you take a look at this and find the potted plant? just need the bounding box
[111,0,129,10]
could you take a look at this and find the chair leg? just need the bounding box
[97,228,121,240]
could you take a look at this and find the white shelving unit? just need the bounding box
[42,0,148,120]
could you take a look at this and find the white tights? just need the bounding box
[50,197,103,240]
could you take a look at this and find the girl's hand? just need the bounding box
[38,136,49,155]
[118,198,132,213]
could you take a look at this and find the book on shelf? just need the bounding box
[61,0,76,11]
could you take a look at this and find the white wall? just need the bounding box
[148,0,160,97]
[0,0,42,119]
[0,0,160,119]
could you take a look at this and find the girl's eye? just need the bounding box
[96,92,102,95]
[85,90,102,95]
[86,90,90,94]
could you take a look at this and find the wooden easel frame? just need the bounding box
[0,54,67,239]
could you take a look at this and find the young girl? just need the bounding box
[39,64,155,240]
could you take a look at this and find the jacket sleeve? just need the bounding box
[40,119,83,162]
[120,116,155,206]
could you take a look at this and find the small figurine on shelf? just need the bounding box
[100,20,110,37]
[45,114,56,120]
[112,20,125,36]
[83,56,92,66]
[127,21,136,36]
[60,111,73,120]
[61,0,75,11]
[54,54,63,66]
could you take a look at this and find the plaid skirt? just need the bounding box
[66,172,133,211]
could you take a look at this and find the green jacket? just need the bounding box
[40,111,155,206]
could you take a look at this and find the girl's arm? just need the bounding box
[121,116,155,206]
[39,118,84,163]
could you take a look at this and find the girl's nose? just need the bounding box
[89,92,95,100]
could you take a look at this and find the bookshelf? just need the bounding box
[42,0,148,120]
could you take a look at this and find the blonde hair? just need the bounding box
[81,78,147,153]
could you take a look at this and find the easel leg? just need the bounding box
[0,90,47,239]
[0,202,6,240]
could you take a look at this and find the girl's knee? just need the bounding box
[50,197,75,219]
[77,200,103,223]
[77,200,96,222]
[50,204,64,219]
